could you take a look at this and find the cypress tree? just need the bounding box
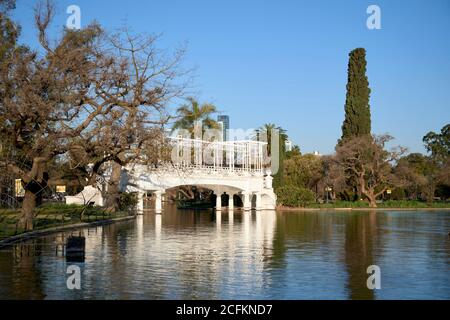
[341,48,371,142]
[272,133,285,189]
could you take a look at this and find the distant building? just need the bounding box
[285,140,293,152]
[313,150,321,156]
[217,115,230,141]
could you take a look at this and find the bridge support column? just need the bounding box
[243,192,251,211]
[228,194,234,210]
[255,192,262,211]
[155,190,162,214]
[216,193,222,211]
[137,192,144,213]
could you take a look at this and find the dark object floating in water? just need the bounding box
[176,199,214,210]
[66,236,85,262]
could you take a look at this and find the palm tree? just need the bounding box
[172,97,219,133]
[255,123,288,156]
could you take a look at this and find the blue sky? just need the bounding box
[12,0,450,154]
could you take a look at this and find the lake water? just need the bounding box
[0,207,449,299]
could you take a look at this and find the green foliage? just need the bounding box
[304,200,449,209]
[337,190,359,202]
[118,192,138,211]
[257,123,288,189]
[284,153,322,189]
[423,124,450,163]
[341,48,371,141]
[0,203,131,239]
[38,202,83,210]
[389,188,406,200]
[286,145,301,159]
[306,200,369,208]
[172,97,219,134]
[395,148,449,202]
[276,185,315,207]
[273,133,286,189]
[378,200,449,208]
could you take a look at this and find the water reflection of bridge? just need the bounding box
[134,209,278,298]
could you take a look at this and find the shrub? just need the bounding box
[276,185,315,207]
[389,188,406,200]
[118,192,138,211]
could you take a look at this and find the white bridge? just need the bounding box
[67,137,277,212]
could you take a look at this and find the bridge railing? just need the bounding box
[168,137,269,174]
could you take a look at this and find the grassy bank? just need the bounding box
[283,200,450,209]
[0,203,132,239]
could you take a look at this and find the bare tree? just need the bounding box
[70,27,190,212]
[332,134,406,207]
[0,1,118,230]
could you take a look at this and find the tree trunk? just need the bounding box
[367,193,377,208]
[18,189,36,231]
[17,158,48,231]
[105,161,122,212]
[425,183,436,203]
[358,174,378,208]
[363,188,378,208]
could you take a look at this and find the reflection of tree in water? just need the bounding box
[270,212,336,263]
[267,211,381,299]
[0,249,14,298]
[92,222,132,299]
[5,241,46,299]
[267,212,336,293]
[344,211,377,300]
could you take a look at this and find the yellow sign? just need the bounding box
[15,179,25,197]
[56,185,66,193]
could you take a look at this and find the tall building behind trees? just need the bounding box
[217,115,230,141]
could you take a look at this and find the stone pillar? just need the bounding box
[155,190,162,214]
[255,192,262,211]
[228,194,234,210]
[137,191,144,213]
[216,193,222,211]
[243,192,251,211]
[264,171,273,189]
